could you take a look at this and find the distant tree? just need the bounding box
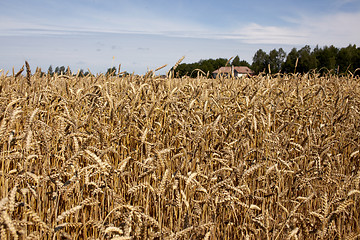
[232,55,241,66]
[232,55,251,68]
[159,44,360,77]
[283,48,299,73]
[239,60,251,68]
[355,46,360,75]
[48,65,53,76]
[198,59,211,74]
[52,66,66,75]
[337,44,359,74]
[297,45,317,73]
[252,49,269,74]
[313,45,338,73]
[106,67,117,76]
[214,58,228,69]
[176,63,190,76]
[268,48,286,73]
[175,58,227,77]
[283,46,316,73]
[59,66,66,75]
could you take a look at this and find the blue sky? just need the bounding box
[1,0,360,74]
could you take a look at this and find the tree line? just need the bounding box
[254,44,360,75]
[174,56,251,78]
[47,65,129,77]
[47,65,92,77]
[175,44,360,77]
[46,44,359,77]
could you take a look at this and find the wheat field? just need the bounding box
[1,64,360,239]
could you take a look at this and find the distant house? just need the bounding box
[212,66,254,78]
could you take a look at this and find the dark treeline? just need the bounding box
[255,44,360,75]
[46,44,360,77]
[175,56,251,78]
[47,65,92,77]
[176,44,360,77]
[47,65,128,77]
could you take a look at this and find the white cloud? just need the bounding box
[0,4,209,38]
[299,11,360,46]
[222,11,360,46]
[2,0,360,47]
[2,5,359,48]
[226,23,308,45]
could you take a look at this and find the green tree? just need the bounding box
[283,48,299,73]
[198,59,212,74]
[48,65,53,76]
[232,55,241,66]
[297,45,317,73]
[175,58,227,78]
[232,56,250,68]
[239,60,251,68]
[269,48,286,73]
[282,46,316,73]
[355,47,360,75]
[252,49,269,74]
[106,67,117,76]
[313,45,338,73]
[337,44,358,74]
[59,66,66,75]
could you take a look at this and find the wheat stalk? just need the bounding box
[14,65,24,79]
[2,210,18,240]
[25,61,31,86]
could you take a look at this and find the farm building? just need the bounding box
[212,66,254,78]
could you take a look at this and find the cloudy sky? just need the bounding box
[1,0,359,74]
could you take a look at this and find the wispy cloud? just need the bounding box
[0,0,210,38]
[3,4,359,47]
[225,23,308,45]
[221,10,360,46]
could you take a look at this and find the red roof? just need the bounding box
[213,66,254,74]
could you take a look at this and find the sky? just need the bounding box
[1,0,360,75]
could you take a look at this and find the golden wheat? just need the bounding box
[1,63,360,239]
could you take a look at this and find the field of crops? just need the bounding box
[1,65,360,239]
